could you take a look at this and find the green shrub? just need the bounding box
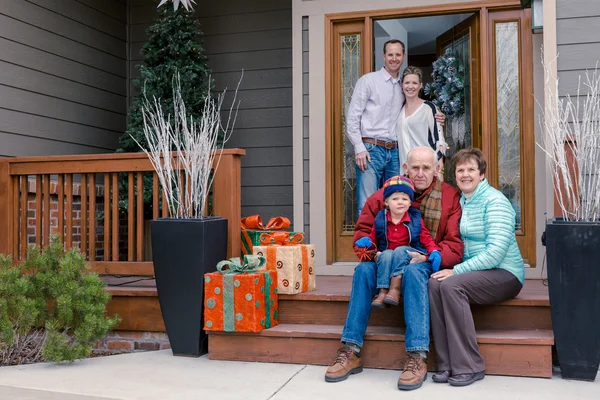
[0,237,120,365]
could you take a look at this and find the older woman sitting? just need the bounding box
[428,148,524,387]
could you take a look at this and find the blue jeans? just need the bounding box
[356,142,400,215]
[341,260,433,352]
[376,246,416,289]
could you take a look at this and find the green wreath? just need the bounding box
[423,49,465,119]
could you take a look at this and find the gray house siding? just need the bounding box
[556,0,600,98]
[200,0,293,224]
[0,0,127,157]
[129,0,294,224]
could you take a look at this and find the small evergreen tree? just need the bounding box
[0,238,120,365]
[119,4,212,154]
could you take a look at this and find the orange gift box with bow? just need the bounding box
[253,235,316,295]
[240,215,304,256]
[204,255,278,333]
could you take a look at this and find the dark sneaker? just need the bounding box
[448,370,485,387]
[397,353,428,390]
[432,370,451,383]
[324,347,364,383]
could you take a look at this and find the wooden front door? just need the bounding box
[326,5,536,266]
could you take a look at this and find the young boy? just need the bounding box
[354,176,442,308]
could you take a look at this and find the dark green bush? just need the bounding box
[0,237,120,365]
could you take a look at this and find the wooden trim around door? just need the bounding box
[486,8,536,266]
[326,20,367,264]
[326,0,521,21]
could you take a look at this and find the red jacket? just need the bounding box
[354,179,463,269]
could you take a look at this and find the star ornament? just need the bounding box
[157,0,197,11]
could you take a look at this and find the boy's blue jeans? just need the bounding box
[341,260,433,352]
[376,246,419,289]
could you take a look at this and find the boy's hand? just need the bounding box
[429,250,442,272]
[354,237,373,248]
[407,251,426,264]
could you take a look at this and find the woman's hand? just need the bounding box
[431,269,454,281]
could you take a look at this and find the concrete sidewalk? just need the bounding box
[0,350,598,400]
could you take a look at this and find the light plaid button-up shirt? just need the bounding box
[346,68,404,155]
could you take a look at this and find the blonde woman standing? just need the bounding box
[396,66,447,170]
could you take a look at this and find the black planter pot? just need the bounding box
[151,217,228,357]
[545,219,600,381]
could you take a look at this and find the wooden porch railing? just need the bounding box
[0,149,245,276]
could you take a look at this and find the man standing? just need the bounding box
[347,41,444,215]
[324,146,463,391]
[346,39,406,215]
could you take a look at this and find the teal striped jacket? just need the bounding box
[453,179,525,284]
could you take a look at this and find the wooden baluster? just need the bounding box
[57,175,64,247]
[89,174,96,262]
[65,174,73,249]
[81,174,88,257]
[136,173,143,261]
[128,173,134,261]
[112,173,118,261]
[212,153,242,258]
[178,172,185,217]
[35,175,42,246]
[42,175,50,247]
[12,177,19,258]
[0,161,11,257]
[153,173,159,220]
[19,176,27,260]
[104,174,111,261]
[162,187,168,218]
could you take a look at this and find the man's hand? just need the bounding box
[407,251,427,264]
[434,111,445,127]
[431,269,454,281]
[355,151,371,172]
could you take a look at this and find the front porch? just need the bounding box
[0,152,553,378]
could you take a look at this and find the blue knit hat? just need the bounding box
[383,176,415,201]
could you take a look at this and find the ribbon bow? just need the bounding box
[259,231,305,246]
[241,215,291,231]
[217,255,266,274]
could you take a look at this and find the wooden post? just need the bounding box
[0,160,13,256]
[212,149,245,258]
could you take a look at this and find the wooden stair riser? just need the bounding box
[208,334,552,378]
[278,300,551,330]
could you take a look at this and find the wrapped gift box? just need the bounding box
[204,257,278,333]
[253,244,316,295]
[241,230,304,255]
[240,215,304,255]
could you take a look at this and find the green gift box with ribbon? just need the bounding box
[204,255,278,332]
[240,215,304,255]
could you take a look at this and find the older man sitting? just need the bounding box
[325,146,463,391]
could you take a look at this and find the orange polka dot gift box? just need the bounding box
[204,255,278,333]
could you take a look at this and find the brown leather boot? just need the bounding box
[383,275,402,306]
[397,353,428,390]
[371,288,389,308]
[324,346,364,383]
